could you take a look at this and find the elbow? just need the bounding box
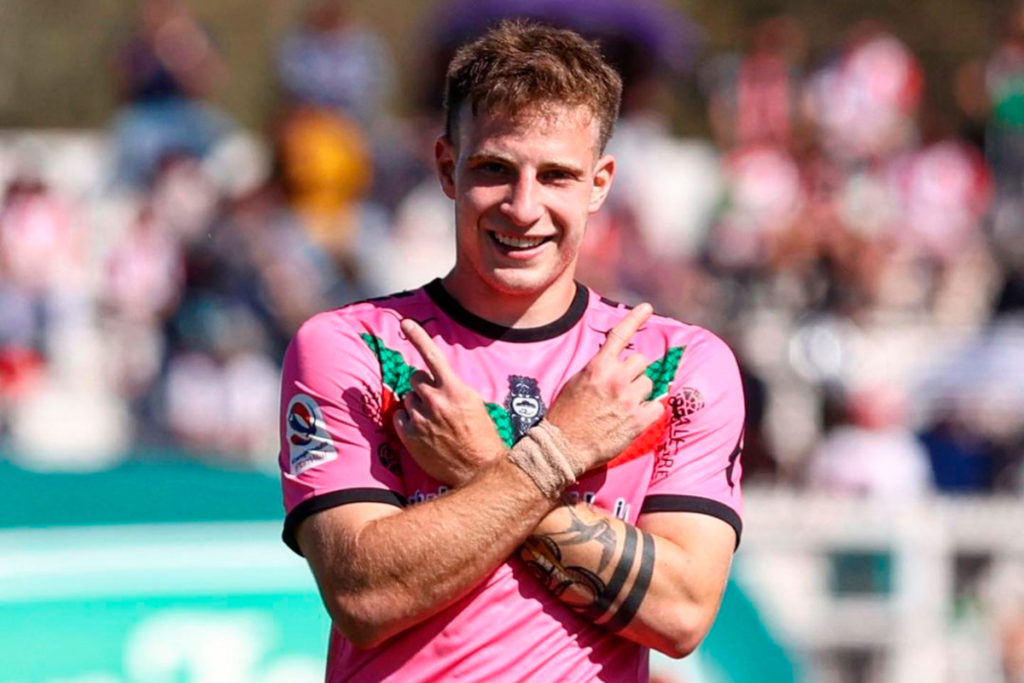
[326,593,399,649]
[659,634,702,660]
[656,611,713,660]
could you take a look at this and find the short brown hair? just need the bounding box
[443,20,623,153]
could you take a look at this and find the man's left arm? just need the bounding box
[522,330,744,657]
[521,499,735,658]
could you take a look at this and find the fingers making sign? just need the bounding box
[393,304,666,485]
[393,318,507,487]
[544,303,665,472]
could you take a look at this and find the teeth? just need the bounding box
[493,233,546,249]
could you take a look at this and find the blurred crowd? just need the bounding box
[0,0,1023,501]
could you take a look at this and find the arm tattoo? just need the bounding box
[604,530,656,632]
[520,503,656,630]
[590,524,637,617]
[550,502,618,573]
[520,535,606,609]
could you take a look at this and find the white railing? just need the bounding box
[735,489,1024,683]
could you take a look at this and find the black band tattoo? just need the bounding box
[604,531,656,632]
[591,524,637,618]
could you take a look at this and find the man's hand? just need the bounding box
[545,303,664,472]
[393,319,506,487]
[395,305,665,485]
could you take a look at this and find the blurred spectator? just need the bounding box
[163,327,280,464]
[274,106,372,264]
[884,110,994,322]
[605,115,722,313]
[105,205,184,324]
[703,15,807,151]
[277,0,395,131]
[110,0,235,188]
[807,386,934,497]
[101,202,183,433]
[895,133,991,266]
[916,319,1024,491]
[0,175,83,296]
[984,3,1024,322]
[985,2,1024,201]
[803,20,923,163]
[0,173,87,430]
[212,181,357,343]
[149,152,223,243]
[708,144,804,274]
[274,0,425,224]
[919,408,999,493]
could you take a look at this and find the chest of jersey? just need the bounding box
[359,322,683,524]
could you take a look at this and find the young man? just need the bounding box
[279,21,744,683]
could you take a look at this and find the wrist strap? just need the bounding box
[508,420,584,498]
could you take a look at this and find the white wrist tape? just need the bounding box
[508,420,584,498]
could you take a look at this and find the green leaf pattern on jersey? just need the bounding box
[360,333,415,397]
[362,332,517,445]
[644,346,685,399]
[360,332,685,445]
[486,402,516,447]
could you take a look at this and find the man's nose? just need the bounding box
[500,174,544,226]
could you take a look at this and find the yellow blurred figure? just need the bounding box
[279,107,371,259]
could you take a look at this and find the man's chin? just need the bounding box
[483,267,558,296]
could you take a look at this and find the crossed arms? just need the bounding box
[295,305,739,657]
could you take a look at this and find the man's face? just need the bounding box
[436,103,615,299]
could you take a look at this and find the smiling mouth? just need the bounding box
[489,232,552,251]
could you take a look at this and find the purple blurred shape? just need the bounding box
[429,0,704,73]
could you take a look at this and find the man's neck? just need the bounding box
[440,271,578,329]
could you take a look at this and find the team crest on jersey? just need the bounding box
[504,375,545,442]
[286,393,337,475]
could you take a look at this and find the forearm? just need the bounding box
[307,455,556,646]
[520,502,720,658]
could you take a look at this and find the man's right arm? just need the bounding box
[282,313,546,649]
[296,455,553,648]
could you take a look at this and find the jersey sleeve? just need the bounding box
[641,330,745,547]
[279,311,405,556]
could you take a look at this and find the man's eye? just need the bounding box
[541,170,573,182]
[479,162,507,174]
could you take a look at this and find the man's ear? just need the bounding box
[589,153,616,213]
[435,136,457,200]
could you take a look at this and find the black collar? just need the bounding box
[424,278,588,342]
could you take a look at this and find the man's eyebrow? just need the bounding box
[539,159,586,176]
[467,151,514,165]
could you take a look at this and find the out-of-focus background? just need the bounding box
[1,0,1022,681]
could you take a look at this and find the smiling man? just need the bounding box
[279,21,744,683]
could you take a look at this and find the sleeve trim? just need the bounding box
[282,488,406,556]
[639,494,743,549]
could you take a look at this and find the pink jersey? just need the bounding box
[279,279,745,683]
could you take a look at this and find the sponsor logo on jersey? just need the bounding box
[286,393,337,475]
[408,485,451,506]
